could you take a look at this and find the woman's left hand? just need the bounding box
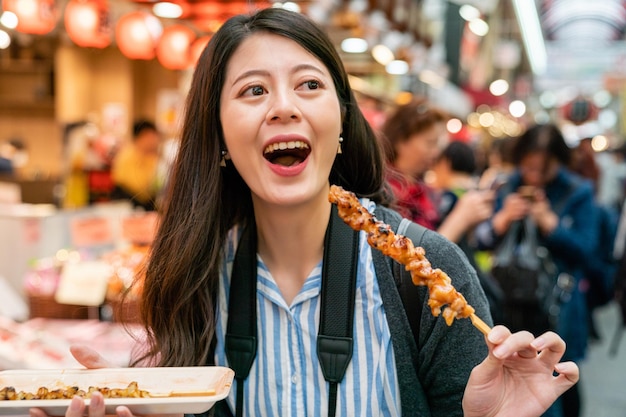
[462,325,579,417]
[29,346,180,417]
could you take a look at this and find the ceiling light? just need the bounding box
[478,112,495,127]
[153,2,183,19]
[371,44,394,65]
[0,30,10,49]
[341,37,368,53]
[468,19,489,37]
[509,100,526,118]
[598,109,617,128]
[459,5,480,21]
[0,11,18,29]
[512,0,547,75]
[591,135,609,152]
[282,2,301,13]
[539,90,557,108]
[592,89,612,108]
[386,60,409,75]
[447,118,463,134]
[489,79,509,96]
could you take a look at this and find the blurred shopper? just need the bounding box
[476,123,598,417]
[111,119,162,211]
[379,98,445,230]
[596,142,626,211]
[430,140,501,320]
[62,121,110,208]
[0,138,27,176]
[571,138,620,341]
[478,136,516,191]
[570,138,600,189]
[379,99,493,243]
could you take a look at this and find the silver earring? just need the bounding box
[337,136,343,154]
[220,150,229,167]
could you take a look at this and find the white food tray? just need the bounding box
[0,366,234,416]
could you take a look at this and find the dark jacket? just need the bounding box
[476,168,597,362]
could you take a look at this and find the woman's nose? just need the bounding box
[267,90,301,123]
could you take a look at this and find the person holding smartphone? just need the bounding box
[475,123,597,417]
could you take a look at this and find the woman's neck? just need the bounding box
[252,191,331,304]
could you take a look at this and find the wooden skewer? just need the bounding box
[470,313,492,336]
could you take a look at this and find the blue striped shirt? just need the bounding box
[214,199,401,416]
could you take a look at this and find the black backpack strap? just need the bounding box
[224,204,359,417]
[372,205,431,416]
[395,218,427,344]
[317,203,359,417]
[225,222,257,417]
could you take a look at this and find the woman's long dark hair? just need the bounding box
[133,7,387,367]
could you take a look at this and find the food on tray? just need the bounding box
[0,367,234,415]
[328,185,475,325]
[0,381,149,401]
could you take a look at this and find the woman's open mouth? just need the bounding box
[263,140,311,167]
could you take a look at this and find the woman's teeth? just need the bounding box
[263,140,310,155]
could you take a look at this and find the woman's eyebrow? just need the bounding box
[232,69,270,86]
[231,64,326,86]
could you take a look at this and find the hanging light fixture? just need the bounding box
[115,10,162,60]
[156,24,196,70]
[64,0,111,48]
[2,0,57,35]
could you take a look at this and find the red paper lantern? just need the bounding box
[190,35,211,68]
[64,0,111,48]
[115,10,162,60]
[156,24,196,70]
[561,97,598,125]
[3,0,57,35]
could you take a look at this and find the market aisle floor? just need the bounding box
[580,301,626,417]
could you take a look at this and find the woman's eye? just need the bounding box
[304,80,320,90]
[251,86,264,95]
[241,85,264,96]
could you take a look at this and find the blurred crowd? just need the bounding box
[370,97,626,417]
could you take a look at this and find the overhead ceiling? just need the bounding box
[537,0,626,92]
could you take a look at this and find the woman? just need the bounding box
[475,123,596,417]
[31,9,577,417]
[379,99,445,231]
[379,100,494,244]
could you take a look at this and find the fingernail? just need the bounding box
[90,393,102,407]
[70,396,82,411]
[493,345,507,359]
[532,336,546,350]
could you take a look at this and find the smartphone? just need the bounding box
[517,185,536,201]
